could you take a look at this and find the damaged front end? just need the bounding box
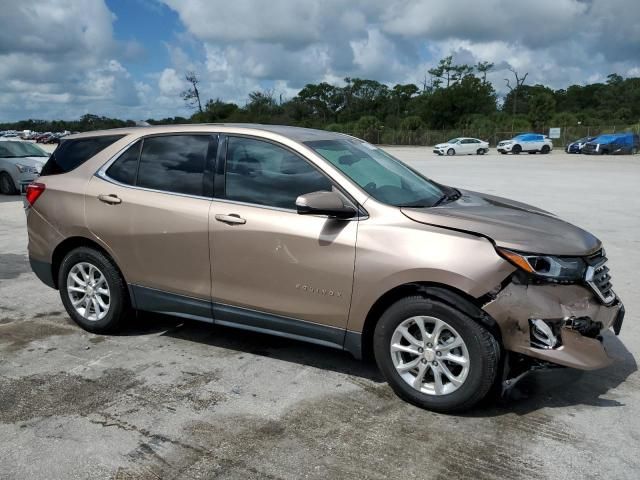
[482,248,625,393]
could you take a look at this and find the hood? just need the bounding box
[435,142,452,148]
[401,190,601,256]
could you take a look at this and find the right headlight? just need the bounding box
[15,163,40,174]
[497,248,587,283]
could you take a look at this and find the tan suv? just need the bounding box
[26,124,625,412]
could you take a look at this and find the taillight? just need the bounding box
[25,182,46,206]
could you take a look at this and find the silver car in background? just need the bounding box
[0,140,49,194]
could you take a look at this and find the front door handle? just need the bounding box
[215,213,246,225]
[98,194,122,205]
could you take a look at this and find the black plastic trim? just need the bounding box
[130,285,361,355]
[131,285,213,323]
[213,302,345,350]
[29,256,55,289]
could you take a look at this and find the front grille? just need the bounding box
[585,252,615,304]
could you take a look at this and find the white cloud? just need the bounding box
[158,68,185,96]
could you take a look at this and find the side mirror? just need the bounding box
[296,191,357,219]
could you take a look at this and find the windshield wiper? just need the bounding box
[432,188,461,207]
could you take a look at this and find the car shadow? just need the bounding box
[118,313,636,413]
[469,332,637,416]
[119,312,384,382]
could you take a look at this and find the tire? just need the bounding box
[0,172,18,195]
[446,148,455,156]
[58,247,130,334]
[541,145,551,154]
[477,148,486,155]
[511,144,522,154]
[373,295,500,413]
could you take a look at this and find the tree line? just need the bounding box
[3,56,639,142]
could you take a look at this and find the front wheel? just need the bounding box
[59,247,130,333]
[512,144,522,154]
[446,148,455,156]
[373,296,500,412]
[541,145,551,154]
[477,148,486,155]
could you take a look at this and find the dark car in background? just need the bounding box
[582,133,639,155]
[566,136,596,154]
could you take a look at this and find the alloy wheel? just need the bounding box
[390,316,470,396]
[66,262,110,321]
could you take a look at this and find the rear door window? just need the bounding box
[40,135,124,176]
[105,141,141,186]
[136,135,211,196]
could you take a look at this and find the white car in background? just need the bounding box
[0,140,49,195]
[497,133,553,154]
[433,137,489,156]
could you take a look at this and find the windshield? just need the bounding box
[305,139,445,207]
[0,141,48,158]
[446,138,460,144]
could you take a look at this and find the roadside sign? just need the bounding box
[549,127,561,139]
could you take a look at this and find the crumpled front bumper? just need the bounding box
[483,282,624,370]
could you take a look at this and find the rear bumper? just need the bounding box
[484,282,624,370]
[29,256,55,289]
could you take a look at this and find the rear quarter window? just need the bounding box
[40,135,125,176]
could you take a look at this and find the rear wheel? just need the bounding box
[447,148,455,156]
[541,145,551,154]
[59,247,130,333]
[512,144,522,154]
[0,172,18,195]
[373,295,500,412]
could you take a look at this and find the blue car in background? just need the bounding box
[566,136,596,153]
[582,132,640,155]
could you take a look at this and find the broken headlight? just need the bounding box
[497,248,586,283]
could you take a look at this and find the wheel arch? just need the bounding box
[51,236,128,290]
[356,281,501,360]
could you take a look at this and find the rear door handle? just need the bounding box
[98,194,122,205]
[215,213,246,225]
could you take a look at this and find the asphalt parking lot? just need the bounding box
[1,148,638,479]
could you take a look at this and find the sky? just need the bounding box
[0,0,639,122]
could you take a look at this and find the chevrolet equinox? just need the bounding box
[26,125,625,412]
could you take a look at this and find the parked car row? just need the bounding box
[1,130,72,144]
[434,133,554,156]
[566,133,639,155]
